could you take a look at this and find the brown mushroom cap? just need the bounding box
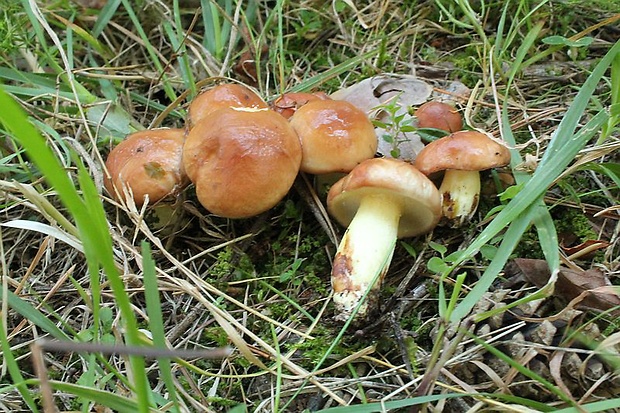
[415,101,463,133]
[104,128,189,206]
[270,91,330,119]
[183,107,302,219]
[414,130,511,175]
[187,83,268,129]
[327,158,441,238]
[289,99,377,174]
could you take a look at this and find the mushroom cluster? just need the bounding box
[104,83,377,218]
[323,98,512,322]
[104,82,512,326]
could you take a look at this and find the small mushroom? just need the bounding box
[414,130,511,227]
[414,101,463,133]
[270,91,330,119]
[415,101,463,133]
[289,99,377,175]
[104,128,189,207]
[187,83,268,130]
[327,158,442,322]
[183,107,302,219]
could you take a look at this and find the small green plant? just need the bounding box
[373,96,420,158]
[542,35,594,61]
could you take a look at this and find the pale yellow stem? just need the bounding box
[331,195,402,321]
[439,169,480,227]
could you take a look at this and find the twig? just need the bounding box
[34,338,232,360]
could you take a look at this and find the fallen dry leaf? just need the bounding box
[561,239,611,259]
[549,351,574,399]
[507,258,620,315]
[330,74,433,111]
[330,74,433,161]
[331,75,471,161]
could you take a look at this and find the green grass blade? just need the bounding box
[502,104,560,279]
[539,44,619,169]
[582,162,620,188]
[531,201,560,271]
[497,1,548,67]
[0,320,39,412]
[470,393,554,411]
[75,163,153,411]
[468,333,575,406]
[19,2,98,104]
[0,67,96,106]
[0,84,79,102]
[173,0,196,93]
[92,0,122,37]
[162,20,195,95]
[492,0,509,58]
[130,91,184,119]
[288,49,381,93]
[505,21,544,83]
[51,10,112,59]
[118,0,176,102]
[20,0,48,55]
[0,67,63,90]
[554,399,620,413]
[451,40,618,264]
[271,324,283,412]
[316,393,469,412]
[0,88,85,212]
[433,0,474,30]
[142,241,181,413]
[0,286,71,341]
[0,87,153,412]
[259,280,316,322]
[450,201,540,323]
[612,50,620,105]
[201,0,224,59]
[43,380,159,413]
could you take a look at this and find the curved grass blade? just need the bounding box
[92,0,122,38]
[141,241,181,413]
[0,86,153,412]
[288,49,380,94]
[39,380,159,413]
[449,40,620,321]
[0,322,39,412]
[316,393,471,412]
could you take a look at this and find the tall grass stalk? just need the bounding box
[0,87,153,411]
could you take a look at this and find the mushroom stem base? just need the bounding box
[331,195,401,322]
